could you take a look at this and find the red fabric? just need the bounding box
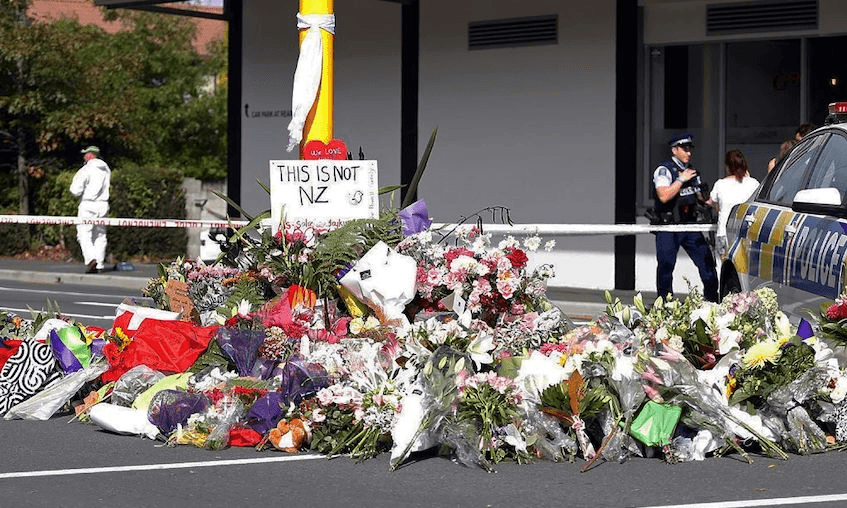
[228,426,263,447]
[102,319,218,383]
[85,325,106,337]
[0,340,22,370]
[111,311,139,338]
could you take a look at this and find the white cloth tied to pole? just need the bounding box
[287,13,336,152]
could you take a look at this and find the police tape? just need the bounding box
[0,215,248,229]
[431,223,717,236]
[0,215,715,236]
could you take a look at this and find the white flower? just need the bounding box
[544,240,556,252]
[236,298,252,317]
[831,375,847,404]
[654,327,669,342]
[523,235,542,252]
[689,302,717,326]
[668,335,684,351]
[773,312,793,340]
[717,327,741,354]
[502,423,527,453]
[467,333,495,369]
[498,235,519,250]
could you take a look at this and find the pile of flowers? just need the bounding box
[6,212,847,473]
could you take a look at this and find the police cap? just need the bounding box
[669,133,694,148]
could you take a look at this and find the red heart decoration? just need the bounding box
[302,139,348,160]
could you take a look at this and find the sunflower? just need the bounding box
[742,340,782,368]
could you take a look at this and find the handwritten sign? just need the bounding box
[269,159,378,228]
[165,279,196,322]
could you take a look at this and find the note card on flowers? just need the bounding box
[269,159,378,228]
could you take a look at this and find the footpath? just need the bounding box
[0,257,655,321]
[0,258,158,291]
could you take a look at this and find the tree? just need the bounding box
[0,1,227,214]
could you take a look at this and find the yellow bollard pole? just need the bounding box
[300,0,334,151]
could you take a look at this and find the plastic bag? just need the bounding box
[4,359,109,421]
[339,241,417,325]
[630,400,682,447]
[112,365,166,407]
[88,403,160,440]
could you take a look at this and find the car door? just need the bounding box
[784,132,847,302]
[726,133,826,294]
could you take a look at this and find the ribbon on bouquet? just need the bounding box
[287,13,336,152]
[571,416,596,460]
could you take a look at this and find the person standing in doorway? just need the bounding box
[652,133,719,302]
[709,149,759,259]
[70,146,111,273]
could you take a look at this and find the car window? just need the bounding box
[806,133,847,203]
[762,134,826,205]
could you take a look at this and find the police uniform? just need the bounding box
[652,134,718,302]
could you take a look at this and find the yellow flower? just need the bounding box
[349,318,364,335]
[725,374,736,398]
[742,340,782,368]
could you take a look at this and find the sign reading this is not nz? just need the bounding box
[269,159,378,227]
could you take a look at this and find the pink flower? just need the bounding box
[658,346,684,363]
[643,384,664,403]
[640,366,664,385]
[311,407,326,423]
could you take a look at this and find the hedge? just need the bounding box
[0,165,188,261]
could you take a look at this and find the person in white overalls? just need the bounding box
[70,146,111,273]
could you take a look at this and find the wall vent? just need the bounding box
[468,15,558,50]
[707,0,818,35]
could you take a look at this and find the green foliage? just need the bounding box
[108,165,187,260]
[728,339,816,407]
[0,3,228,216]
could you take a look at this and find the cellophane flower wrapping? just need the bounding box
[4,358,109,421]
[112,364,166,407]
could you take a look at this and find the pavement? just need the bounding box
[0,257,159,291]
[0,257,658,321]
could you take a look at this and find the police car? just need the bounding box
[722,102,847,317]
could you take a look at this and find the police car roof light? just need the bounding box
[826,102,847,124]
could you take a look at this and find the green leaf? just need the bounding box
[401,127,437,209]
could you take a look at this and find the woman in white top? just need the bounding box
[709,149,760,259]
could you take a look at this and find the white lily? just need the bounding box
[467,332,495,370]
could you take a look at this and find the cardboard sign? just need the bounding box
[269,159,378,228]
[165,279,196,322]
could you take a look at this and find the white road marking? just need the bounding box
[637,493,847,508]
[0,455,326,479]
[75,301,120,308]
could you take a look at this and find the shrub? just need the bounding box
[108,165,187,261]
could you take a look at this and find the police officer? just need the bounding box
[652,133,719,302]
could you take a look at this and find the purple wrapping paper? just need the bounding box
[216,329,275,380]
[244,391,285,435]
[399,200,432,236]
[49,329,83,374]
[147,389,210,434]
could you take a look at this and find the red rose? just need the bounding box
[506,248,528,268]
[826,302,847,321]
